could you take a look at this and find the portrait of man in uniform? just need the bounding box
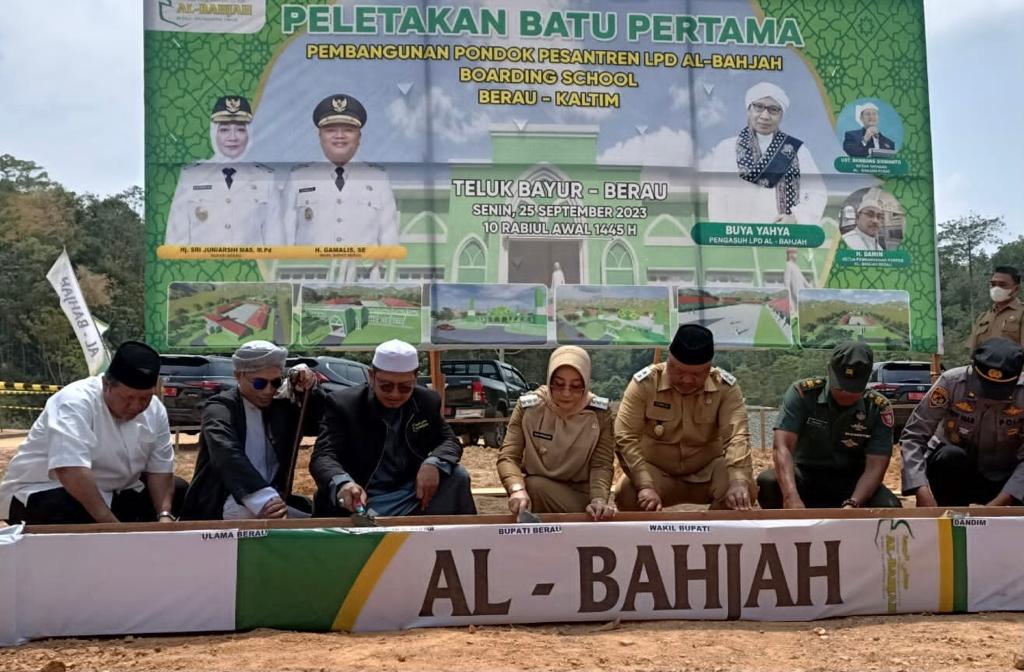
[282,94,399,282]
[164,96,283,246]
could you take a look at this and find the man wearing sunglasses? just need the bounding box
[311,339,476,517]
[181,341,324,520]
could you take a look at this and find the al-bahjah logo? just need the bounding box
[875,519,913,612]
[158,0,187,28]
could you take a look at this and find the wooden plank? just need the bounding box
[22,506,1024,535]
[931,353,942,383]
[429,350,444,408]
[471,487,507,497]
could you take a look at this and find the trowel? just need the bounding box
[352,504,380,527]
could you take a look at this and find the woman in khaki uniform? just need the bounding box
[496,346,617,520]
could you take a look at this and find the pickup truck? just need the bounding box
[434,359,536,448]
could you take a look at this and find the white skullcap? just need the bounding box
[232,340,287,372]
[745,82,790,113]
[858,188,886,213]
[855,102,879,125]
[372,339,419,372]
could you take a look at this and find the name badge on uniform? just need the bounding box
[807,418,828,428]
[532,431,553,441]
[299,186,316,193]
[653,401,671,409]
[192,184,212,191]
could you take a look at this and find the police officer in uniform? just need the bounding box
[282,94,399,282]
[613,324,756,512]
[967,266,1024,352]
[901,337,1024,507]
[165,96,282,246]
[757,341,900,509]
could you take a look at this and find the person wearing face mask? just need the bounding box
[165,96,282,246]
[282,93,399,282]
[967,266,1024,352]
[180,341,324,521]
[496,346,616,520]
[310,339,475,517]
[613,324,756,512]
[756,341,900,509]
[701,82,826,226]
[843,102,896,158]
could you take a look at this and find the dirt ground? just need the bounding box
[1,433,1021,672]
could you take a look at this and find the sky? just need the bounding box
[0,1,1021,235]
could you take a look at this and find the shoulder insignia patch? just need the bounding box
[588,395,610,410]
[519,393,541,408]
[866,390,891,409]
[717,368,736,386]
[880,407,894,428]
[254,163,275,173]
[798,377,825,390]
[633,366,654,383]
[929,386,950,409]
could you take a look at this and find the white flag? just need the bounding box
[46,249,110,376]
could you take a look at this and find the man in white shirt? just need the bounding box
[0,341,181,525]
[783,247,810,319]
[180,341,322,520]
[842,188,887,251]
[702,82,826,226]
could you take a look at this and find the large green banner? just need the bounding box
[143,0,937,351]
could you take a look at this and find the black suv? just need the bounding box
[866,361,937,436]
[159,354,237,429]
[284,355,369,394]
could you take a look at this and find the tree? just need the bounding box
[937,214,1004,320]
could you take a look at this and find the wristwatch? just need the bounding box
[841,498,859,508]
[509,484,525,494]
[157,510,176,520]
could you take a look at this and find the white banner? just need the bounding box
[46,249,109,376]
[12,530,236,643]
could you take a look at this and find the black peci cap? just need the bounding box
[312,94,367,129]
[107,341,161,390]
[669,324,714,365]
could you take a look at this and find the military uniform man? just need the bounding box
[901,338,1024,506]
[757,341,900,509]
[282,93,398,282]
[613,324,755,511]
[165,96,282,246]
[967,266,1024,352]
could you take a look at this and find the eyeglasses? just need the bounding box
[376,380,415,395]
[749,102,783,116]
[550,381,586,394]
[249,376,284,391]
[858,208,885,220]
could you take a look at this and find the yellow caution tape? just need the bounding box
[0,382,61,392]
[0,405,44,411]
[0,390,53,395]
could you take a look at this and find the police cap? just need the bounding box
[312,94,367,129]
[971,337,1024,401]
[210,96,253,123]
[829,340,874,392]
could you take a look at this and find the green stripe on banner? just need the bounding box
[236,529,385,630]
[952,524,968,612]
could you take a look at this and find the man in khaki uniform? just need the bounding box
[614,324,755,511]
[968,266,1024,352]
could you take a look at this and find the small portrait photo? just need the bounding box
[838,187,905,251]
[837,98,904,158]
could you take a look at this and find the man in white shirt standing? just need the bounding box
[842,188,888,251]
[180,341,322,520]
[702,82,826,226]
[0,341,181,525]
